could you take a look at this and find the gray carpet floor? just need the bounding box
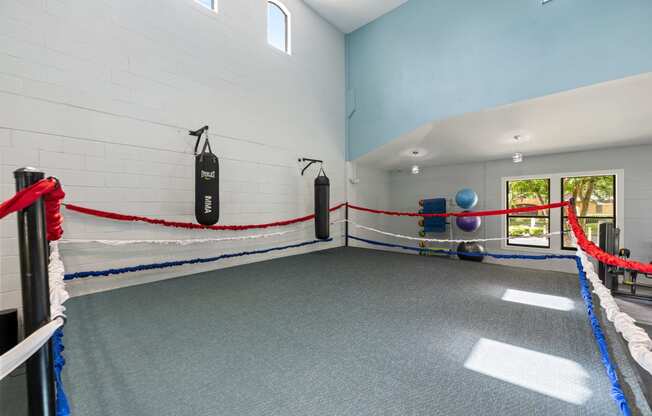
[4,247,651,415]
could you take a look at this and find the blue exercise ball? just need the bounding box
[455,188,478,210]
[456,213,481,232]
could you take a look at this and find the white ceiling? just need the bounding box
[355,72,652,171]
[304,0,408,33]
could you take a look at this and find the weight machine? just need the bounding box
[598,222,652,301]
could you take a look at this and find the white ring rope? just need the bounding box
[572,234,652,375]
[336,219,563,243]
[49,242,69,319]
[0,318,64,381]
[0,242,69,381]
[58,228,305,246]
[6,224,649,382]
[0,222,337,381]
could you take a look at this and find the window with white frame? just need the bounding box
[561,174,616,250]
[503,170,622,251]
[267,1,291,54]
[506,178,551,248]
[196,0,216,11]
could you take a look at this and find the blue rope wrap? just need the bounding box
[52,327,70,416]
[348,235,575,260]
[64,239,332,280]
[574,257,631,416]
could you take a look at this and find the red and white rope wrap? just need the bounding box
[574,237,652,375]
[0,179,67,381]
[0,178,65,241]
[566,204,652,275]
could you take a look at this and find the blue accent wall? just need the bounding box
[346,0,652,160]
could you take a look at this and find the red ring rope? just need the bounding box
[6,180,648,275]
[566,204,652,274]
[0,178,65,241]
[64,202,346,231]
[347,201,569,217]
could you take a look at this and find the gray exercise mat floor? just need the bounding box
[58,247,643,415]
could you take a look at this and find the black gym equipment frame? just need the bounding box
[14,167,56,416]
[596,221,652,406]
[598,222,652,302]
[345,203,349,247]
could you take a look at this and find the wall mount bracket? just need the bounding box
[298,158,323,176]
[189,125,209,155]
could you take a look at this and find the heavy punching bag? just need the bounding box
[314,168,330,240]
[195,133,219,225]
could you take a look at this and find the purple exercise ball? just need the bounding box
[456,213,481,232]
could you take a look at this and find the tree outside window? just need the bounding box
[506,179,551,247]
[562,175,615,249]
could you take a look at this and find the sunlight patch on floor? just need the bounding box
[464,338,592,405]
[501,289,575,311]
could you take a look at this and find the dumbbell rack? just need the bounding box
[417,197,454,257]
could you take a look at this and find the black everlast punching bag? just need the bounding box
[194,129,220,225]
[314,167,330,240]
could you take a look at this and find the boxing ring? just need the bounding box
[1,173,652,415]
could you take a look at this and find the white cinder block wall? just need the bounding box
[346,163,391,247]
[0,0,346,321]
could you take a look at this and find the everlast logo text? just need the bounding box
[201,170,215,180]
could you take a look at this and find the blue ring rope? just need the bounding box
[574,257,631,416]
[64,238,332,280]
[53,328,70,416]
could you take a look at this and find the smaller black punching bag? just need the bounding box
[314,168,330,240]
[195,138,220,226]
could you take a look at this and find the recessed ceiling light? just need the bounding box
[411,165,420,175]
[401,148,428,159]
[512,135,524,163]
